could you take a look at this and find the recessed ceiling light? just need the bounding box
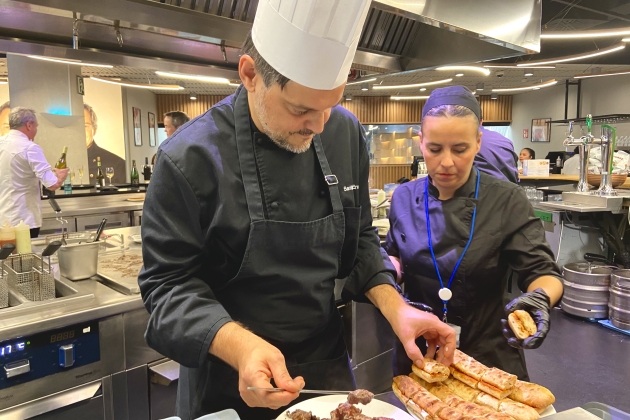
[419,88,427,91]
[491,79,558,92]
[90,77,183,90]
[361,83,369,91]
[476,82,484,91]
[517,44,625,66]
[373,78,452,90]
[524,71,534,77]
[345,94,353,101]
[455,73,464,77]
[347,77,377,86]
[27,55,113,68]
[190,93,197,100]
[542,28,630,39]
[436,66,490,76]
[390,95,430,100]
[155,71,230,84]
[491,93,498,100]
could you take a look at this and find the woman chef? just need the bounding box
[138,2,457,420]
[385,86,564,380]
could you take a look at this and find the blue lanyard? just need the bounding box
[425,168,480,320]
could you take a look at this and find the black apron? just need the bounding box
[177,90,356,420]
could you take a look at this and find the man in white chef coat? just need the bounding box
[0,107,68,237]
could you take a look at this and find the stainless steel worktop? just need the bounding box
[41,194,145,219]
[0,227,145,341]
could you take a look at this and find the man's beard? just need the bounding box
[254,89,314,154]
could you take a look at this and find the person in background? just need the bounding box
[385,86,563,380]
[84,103,126,184]
[563,145,630,175]
[475,121,519,183]
[518,147,535,174]
[0,101,10,136]
[0,107,69,237]
[163,111,190,137]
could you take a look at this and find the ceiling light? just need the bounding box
[517,44,625,66]
[345,94,353,101]
[436,66,490,76]
[484,65,556,69]
[524,70,533,77]
[491,93,498,100]
[455,73,464,77]
[390,95,430,100]
[574,69,630,79]
[155,71,230,84]
[228,81,241,87]
[190,93,197,100]
[419,88,427,91]
[491,79,558,92]
[373,78,452,90]
[361,83,369,91]
[0,78,7,85]
[541,28,630,39]
[27,55,113,68]
[90,77,184,90]
[347,77,377,86]
[476,82,484,91]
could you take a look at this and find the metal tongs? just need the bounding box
[48,198,68,245]
[246,387,350,395]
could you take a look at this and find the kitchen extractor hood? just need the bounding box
[0,0,541,75]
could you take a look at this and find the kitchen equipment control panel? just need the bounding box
[0,321,100,389]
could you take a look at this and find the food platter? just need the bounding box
[405,405,555,419]
[277,395,415,420]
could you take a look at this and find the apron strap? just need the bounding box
[312,135,344,214]
[233,87,265,222]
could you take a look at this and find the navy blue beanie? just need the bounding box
[422,85,482,121]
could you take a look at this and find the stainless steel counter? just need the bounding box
[0,227,144,341]
[41,194,144,219]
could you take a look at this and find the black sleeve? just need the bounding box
[138,150,232,369]
[500,187,562,292]
[343,121,397,299]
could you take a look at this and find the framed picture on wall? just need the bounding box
[148,112,156,147]
[531,118,551,142]
[133,107,142,146]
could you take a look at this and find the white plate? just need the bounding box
[277,395,415,420]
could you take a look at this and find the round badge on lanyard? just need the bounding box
[425,168,480,323]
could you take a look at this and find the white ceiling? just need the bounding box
[2,57,630,97]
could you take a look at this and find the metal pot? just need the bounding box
[58,242,100,281]
[562,262,613,319]
[610,270,630,330]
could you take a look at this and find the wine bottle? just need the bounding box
[131,160,140,190]
[143,157,152,182]
[55,146,68,169]
[96,157,105,189]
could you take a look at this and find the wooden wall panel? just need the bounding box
[156,95,227,122]
[369,164,412,189]
[156,94,512,124]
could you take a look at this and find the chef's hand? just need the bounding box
[392,304,457,368]
[502,288,550,349]
[237,342,305,409]
[210,322,304,409]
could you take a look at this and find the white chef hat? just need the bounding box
[251,0,371,90]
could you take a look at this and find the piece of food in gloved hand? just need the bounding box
[412,358,450,383]
[286,409,321,420]
[508,310,537,340]
[347,389,374,405]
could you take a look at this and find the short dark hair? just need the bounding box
[522,148,536,159]
[241,31,290,89]
[164,111,190,128]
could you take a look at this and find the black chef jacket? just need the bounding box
[139,87,395,371]
[385,170,562,379]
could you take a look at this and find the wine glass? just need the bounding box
[69,168,75,185]
[77,165,84,186]
[105,167,114,186]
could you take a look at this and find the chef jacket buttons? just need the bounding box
[256,137,264,145]
[270,202,279,210]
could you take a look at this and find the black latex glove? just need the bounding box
[501,288,551,349]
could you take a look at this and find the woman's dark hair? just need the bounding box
[523,148,536,159]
